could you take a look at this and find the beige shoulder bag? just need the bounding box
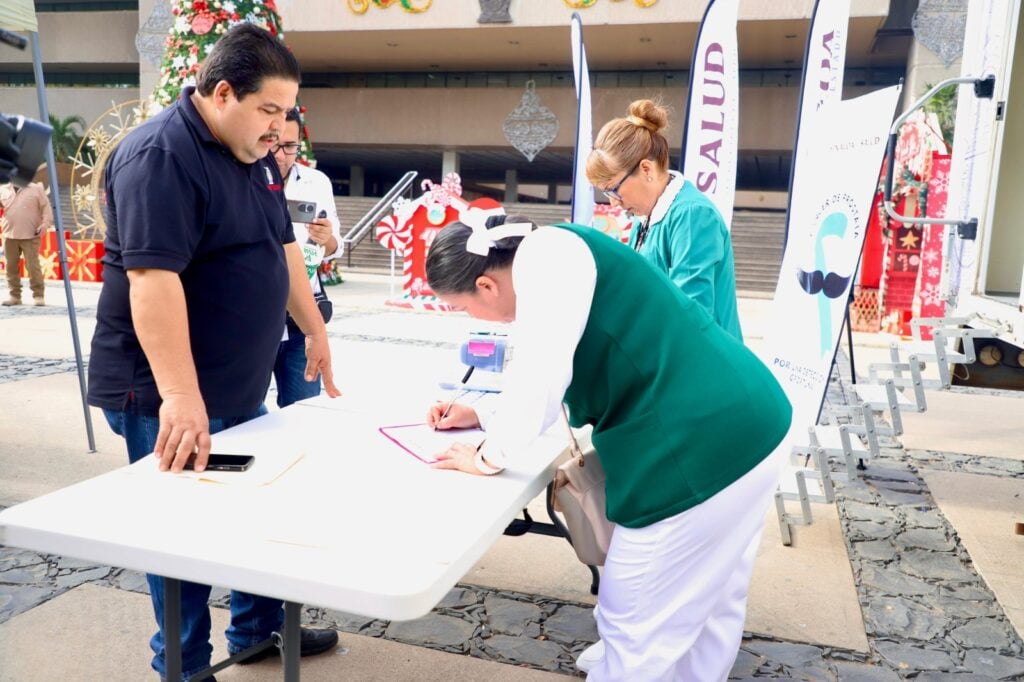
[552,406,613,567]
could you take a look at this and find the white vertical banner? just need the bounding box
[681,0,740,229]
[570,12,595,226]
[798,0,850,129]
[943,0,1018,303]
[784,0,851,245]
[764,86,901,449]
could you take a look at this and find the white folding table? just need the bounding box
[0,403,568,680]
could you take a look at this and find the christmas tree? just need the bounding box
[151,0,315,165]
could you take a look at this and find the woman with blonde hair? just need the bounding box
[587,99,741,340]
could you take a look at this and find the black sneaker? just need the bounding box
[235,627,339,665]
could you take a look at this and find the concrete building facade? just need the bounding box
[2,0,949,206]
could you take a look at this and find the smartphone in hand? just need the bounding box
[287,199,317,223]
[183,453,255,472]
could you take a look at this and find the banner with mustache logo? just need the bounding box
[761,85,901,460]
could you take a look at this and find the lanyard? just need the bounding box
[633,216,651,252]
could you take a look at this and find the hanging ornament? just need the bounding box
[502,80,559,163]
[911,0,968,68]
[135,0,175,66]
[477,0,511,24]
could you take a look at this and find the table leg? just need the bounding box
[282,601,301,682]
[164,577,183,682]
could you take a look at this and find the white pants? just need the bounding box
[588,452,781,682]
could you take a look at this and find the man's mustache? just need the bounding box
[797,269,850,299]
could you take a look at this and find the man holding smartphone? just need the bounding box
[87,25,340,680]
[270,107,342,407]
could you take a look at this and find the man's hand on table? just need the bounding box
[304,331,341,396]
[155,391,211,473]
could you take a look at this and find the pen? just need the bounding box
[435,366,475,430]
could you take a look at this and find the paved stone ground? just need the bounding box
[3,299,1024,680]
[0,304,94,321]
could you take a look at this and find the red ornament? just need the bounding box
[192,0,208,10]
[191,12,215,35]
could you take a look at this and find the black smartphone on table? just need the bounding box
[183,453,255,472]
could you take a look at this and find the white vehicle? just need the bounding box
[885,0,1024,386]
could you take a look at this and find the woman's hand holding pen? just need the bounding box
[426,402,480,431]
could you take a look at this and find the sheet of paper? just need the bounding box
[379,424,485,464]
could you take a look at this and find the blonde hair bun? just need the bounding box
[627,99,668,134]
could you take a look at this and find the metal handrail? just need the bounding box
[882,75,995,239]
[342,170,418,266]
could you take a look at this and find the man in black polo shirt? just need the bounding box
[88,25,339,680]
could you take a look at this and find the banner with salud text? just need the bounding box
[570,12,595,227]
[681,0,739,229]
[762,85,902,453]
[783,0,850,246]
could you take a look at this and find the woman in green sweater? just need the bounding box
[425,214,791,681]
[587,99,742,341]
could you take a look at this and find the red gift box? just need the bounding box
[65,238,105,282]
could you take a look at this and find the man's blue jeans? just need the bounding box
[103,403,283,680]
[273,327,321,408]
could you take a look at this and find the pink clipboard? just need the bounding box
[378,423,486,464]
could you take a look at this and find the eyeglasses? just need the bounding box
[601,160,641,202]
[271,142,301,155]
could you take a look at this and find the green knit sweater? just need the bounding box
[558,223,791,528]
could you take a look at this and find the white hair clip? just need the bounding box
[461,207,533,256]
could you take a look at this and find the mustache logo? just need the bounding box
[797,269,850,299]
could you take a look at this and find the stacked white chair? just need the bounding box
[774,315,996,545]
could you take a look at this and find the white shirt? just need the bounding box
[475,227,597,469]
[281,164,342,341]
[284,163,342,296]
